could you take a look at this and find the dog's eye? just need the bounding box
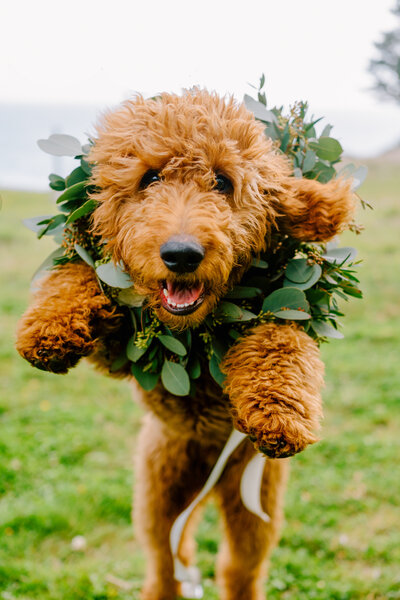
[139,170,161,189]
[214,174,233,194]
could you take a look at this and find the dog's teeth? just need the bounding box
[163,288,168,297]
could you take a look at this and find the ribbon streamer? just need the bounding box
[169,429,270,598]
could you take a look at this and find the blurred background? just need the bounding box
[1,1,400,599]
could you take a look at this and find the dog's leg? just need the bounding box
[16,262,120,373]
[222,322,324,458]
[215,441,288,600]
[134,413,215,600]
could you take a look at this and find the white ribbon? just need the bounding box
[169,429,270,598]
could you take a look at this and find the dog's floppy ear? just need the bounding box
[275,177,355,242]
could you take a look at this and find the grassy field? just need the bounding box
[1,163,400,599]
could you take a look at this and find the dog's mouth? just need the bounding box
[160,280,205,315]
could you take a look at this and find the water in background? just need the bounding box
[1,102,399,191]
[0,103,105,191]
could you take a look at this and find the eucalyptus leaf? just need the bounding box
[273,309,311,320]
[74,243,95,268]
[214,301,243,320]
[117,287,145,307]
[127,338,148,362]
[285,258,315,283]
[284,260,322,290]
[209,354,226,386]
[350,165,368,190]
[80,157,92,176]
[49,173,66,191]
[262,287,310,313]
[323,247,357,264]
[158,335,187,356]
[224,285,262,299]
[161,361,190,396]
[37,134,82,157]
[311,320,344,339]
[66,166,88,187]
[320,124,333,138]
[95,261,132,288]
[251,258,268,269]
[309,162,336,183]
[309,136,343,162]
[244,95,278,124]
[56,181,87,204]
[131,363,160,391]
[66,199,97,224]
[302,150,317,172]
[23,215,53,233]
[37,213,67,238]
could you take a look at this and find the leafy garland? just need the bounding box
[26,77,366,396]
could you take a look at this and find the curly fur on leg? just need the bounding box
[222,323,324,458]
[16,262,120,373]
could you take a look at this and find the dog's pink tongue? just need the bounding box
[166,281,203,304]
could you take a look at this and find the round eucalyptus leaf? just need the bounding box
[285,258,315,283]
[37,134,82,157]
[273,309,311,320]
[131,363,160,391]
[161,361,190,396]
[158,335,187,356]
[284,264,322,290]
[309,137,343,162]
[311,320,344,339]
[95,261,132,288]
[262,287,309,313]
[284,260,322,290]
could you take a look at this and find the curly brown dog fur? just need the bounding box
[16,90,354,599]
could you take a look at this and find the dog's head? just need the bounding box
[90,90,354,329]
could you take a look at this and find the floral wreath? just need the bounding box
[25,77,367,396]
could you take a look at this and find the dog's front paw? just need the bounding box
[17,319,95,374]
[235,412,318,458]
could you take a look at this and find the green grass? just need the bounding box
[1,164,400,599]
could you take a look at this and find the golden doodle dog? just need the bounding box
[17,90,354,600]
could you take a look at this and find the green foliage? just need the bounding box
[27,83,364,395]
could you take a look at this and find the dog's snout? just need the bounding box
[160,237,205,273]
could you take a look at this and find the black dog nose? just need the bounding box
[160,237,205,273]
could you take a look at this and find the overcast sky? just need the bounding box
[1,0,400,156]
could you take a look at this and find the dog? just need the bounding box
[17,89,354,599]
